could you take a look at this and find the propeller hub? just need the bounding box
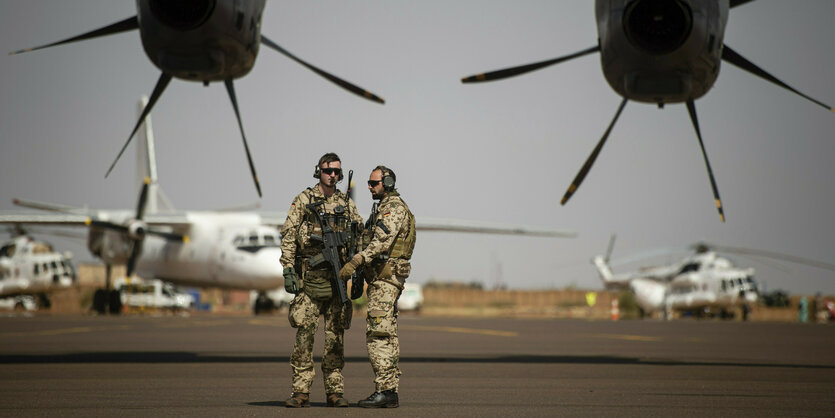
[127,221,147,241]
[623,0,693,55]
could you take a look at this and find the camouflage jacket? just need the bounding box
[360,191,415,263]
[280,185,362,269]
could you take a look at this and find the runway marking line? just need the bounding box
[404,325,518,337]
[593,333,663,342]
[2,325,132,337]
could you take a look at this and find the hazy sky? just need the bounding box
[1,1,833,294]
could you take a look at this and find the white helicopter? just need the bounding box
[593,237,835,320]
[593,237,759,319]
[0,97,575,315]
[0,229,77,310]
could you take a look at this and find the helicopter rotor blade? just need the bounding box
[686,99,725,222]
[722,44,834,113]
[561,98,628,205]
[224,79,263,198]
[106,72,173,178]
[461,45,600,83]
[705,243,835,272]
[9,16,138,56]
[260,35,385,104]
[605,234,617,263]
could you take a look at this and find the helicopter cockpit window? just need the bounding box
[0,244,15,258]
[678,263,700,274]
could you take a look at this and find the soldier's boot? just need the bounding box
[284,392,310,408]
[357,390,399,408]
[326,393,349,407]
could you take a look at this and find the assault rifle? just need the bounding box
[306,201,350,304]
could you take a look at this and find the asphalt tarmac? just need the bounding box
[0,313,833,417]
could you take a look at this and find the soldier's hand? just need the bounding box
[283,266,299,294]
[339,254,363,281]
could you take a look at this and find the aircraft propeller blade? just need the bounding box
[9,16,138,56]
[686,99,725,222]
[561,98,628,205]
[729,0,756,9]
[260,35,385,104]
[106,73,173,178]
[224,79,263,198]
[125,241,142,277]
[135,177,150,221]
[722,45,834,113]
[461,45,600,83]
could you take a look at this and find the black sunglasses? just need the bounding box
[367,180,382,187]
[321,168,342,176]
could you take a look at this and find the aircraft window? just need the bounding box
[42,263,49,273]
[721,280,727,291]
[679,263,699,274]
[233,235,245,246]
[263,235,276,245]
[32,242,54,254]
[249,235,259,245]
[735,278,743,286]
[0,244,14,257]
[34,264,40,275]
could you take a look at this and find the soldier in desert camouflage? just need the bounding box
[281,153,362,408]
[339,165,415,408]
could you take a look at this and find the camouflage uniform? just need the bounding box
[280,185,362,395]
[359,190,415,392]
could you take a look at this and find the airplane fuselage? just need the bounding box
[596,0,728,105]
[88,212,283,291]
[137,0,266,82]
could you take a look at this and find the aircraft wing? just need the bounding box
[0,212,193,229]
[256,212,575,238]
[0,212,91,226]
[414,217,575,238]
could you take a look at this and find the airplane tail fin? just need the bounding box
[136,96,174,214]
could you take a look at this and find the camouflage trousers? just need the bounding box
[365,274,405,392]
[288,291,352,394]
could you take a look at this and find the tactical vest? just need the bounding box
[295,188,353,299]
[386,194,416,260]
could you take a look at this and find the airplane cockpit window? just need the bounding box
[233,235,245,246]
[678,262,700,274]
[263,235,276,245]
[249,234,259,245]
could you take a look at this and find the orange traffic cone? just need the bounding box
[610,298,620,321]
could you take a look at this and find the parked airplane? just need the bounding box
[0,231,77,309]
[10,0,385,198]
[462,0,833,222]
[0,97,575,315]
